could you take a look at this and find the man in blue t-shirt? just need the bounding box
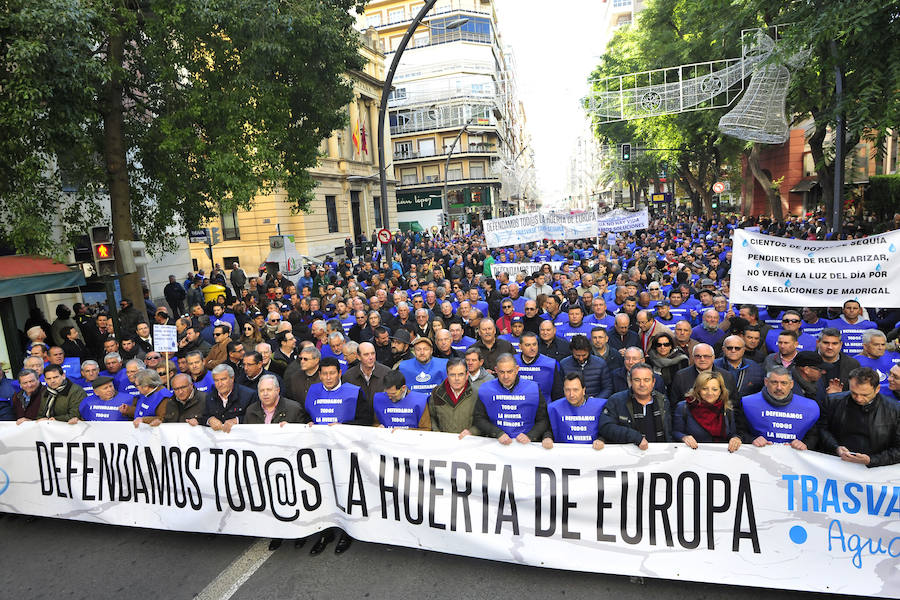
[543,372,606,450]
[397,337,448,394]
[735,365,819,450]
[472,353,548,444]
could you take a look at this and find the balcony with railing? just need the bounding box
[390,104,499,136]
[393,143,497,162]
[397,174,500,188]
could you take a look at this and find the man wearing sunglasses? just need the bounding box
[765,309,817,353]
[714,335,764,397]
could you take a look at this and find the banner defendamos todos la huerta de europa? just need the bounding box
[0,423,897,597]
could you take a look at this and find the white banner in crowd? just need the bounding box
[483,213,544,247]
[596,207,649,233]
[490,262,563,280]
[0,423,897,598]
[731,228,900,307]
[483,209,602,248]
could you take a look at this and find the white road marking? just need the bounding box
[195,539,273,600]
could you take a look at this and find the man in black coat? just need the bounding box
[668,343,740,408]
[203,363,256,430]
[538,320,570,363]
[164,275,187,316]
[607,314,640,355]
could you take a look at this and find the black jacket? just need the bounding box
[538,336,570,363]
[598,389,673,444]
[606,327,640,353]
[243,397,304,424]
[668,365,740,408]
[203,384,256,424]
[818,391,900,467]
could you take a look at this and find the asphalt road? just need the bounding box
[0,514,879,600]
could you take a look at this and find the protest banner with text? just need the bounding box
[490,262,563,280]
[596,208,649,233]
[731,229,900,307]
[0,423,897,598]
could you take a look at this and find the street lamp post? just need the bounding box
[442,116,477,235]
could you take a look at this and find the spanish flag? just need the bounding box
[352,116,360,155]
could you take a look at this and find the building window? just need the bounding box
[388,8,404,23]
[447,163,462,181]
[325,196,339,233]
[469,161,485,179]
[223,256,239,270]
[222,209,240,240]
[389,87,407,102]
[366,13,382,27]
[423,165,440,183]
[616,15,632,27]
[413,32,429,47]
[418,138,435,157]
[401,168,418,185]
[373,197,382,229]
[612,0,632,7]
[395,141,412,159]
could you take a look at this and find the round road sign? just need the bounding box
[377,228,392,244]
[712,181,726,194]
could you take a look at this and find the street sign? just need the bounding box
[377,228,392,244]
[189,229,209,243]
[712,181,726,193]
[651,193,673,203]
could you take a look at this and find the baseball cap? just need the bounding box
[511,316,524,324]
[795,351,825,370]
[411,335,433,348]
[391,329,412,345]
[700,278,715,287]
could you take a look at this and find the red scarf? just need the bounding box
[444,380,467,405]
[686,396,727,441]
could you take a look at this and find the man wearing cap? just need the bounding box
[73,376,131,422]
[496,298,522,335]
[653,299,679,328]
[790,350,839,405]
[389,329,413,367]
[499,316,525,353]
[397,336,448,394]
[735,366,819,449]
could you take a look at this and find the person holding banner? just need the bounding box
[162,373,207,424]
[430,358,480,437]
[735,366,819,450]
[373,370,430,429]
[672,372,741,452]
[473,353,548,445]
[132,369,173,425]
[817,367,900,467]
[301,356,369,555]
[599,362,673,448]
[73,376,131,422]
[543,372,606,450]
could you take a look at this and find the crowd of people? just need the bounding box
[3,211,899,554]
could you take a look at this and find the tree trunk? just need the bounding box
[747,143,783,222]
[807,116,834,230]
[102,30,143,322]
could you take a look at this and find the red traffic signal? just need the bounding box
[94,243,114,261]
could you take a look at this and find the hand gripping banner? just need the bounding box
[0,422,898,598]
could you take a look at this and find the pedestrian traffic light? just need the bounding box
[119,240,149,274]
[90,226,117,276]
[621,143,631,161]
[210,227,221,245]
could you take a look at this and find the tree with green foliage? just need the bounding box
[0,0,364,304]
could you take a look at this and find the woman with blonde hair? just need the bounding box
[672,371,741,452]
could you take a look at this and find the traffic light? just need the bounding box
[621,143,631,161]
[73,234,92,263]
[210,227,221,245]
[90,226,116,276]
[119,240,149,274]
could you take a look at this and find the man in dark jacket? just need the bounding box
[817,367,900,467]
[599,363,672,447]
[203,364,256,430]
[669,343,739,407]
[607,314,640,355]
[283,345,320,404]
[342,342,391,406]
[817,327,861,391]
[469,318,515,371]
[164,275,187,316]
[559,335,612,399]
[538,320,570,363]
[714,335,764,397]
[163,373,207,423]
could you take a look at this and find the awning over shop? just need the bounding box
[398,221,425,233]
[790,179,819,193]
[0,255,87,298]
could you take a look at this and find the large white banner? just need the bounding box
[484,213,544,247]
[483,210,599,248]
[490,262,563,280]
[731,229,900,307]
[597,208,649,233]
[0,423,897,597]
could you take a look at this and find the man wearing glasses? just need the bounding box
[669,343,740,407]
[765,310,817,353]
[204,324,233,370]
[521,299,544,335]
[496,299,521,335]
[160,373,207,424]
[714,335,764,397]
